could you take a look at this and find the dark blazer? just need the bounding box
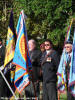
[0,45,5,66]
[0,45,12,98]
[41,49,60,83]
[29,48,41,81]
[0,45,6,98]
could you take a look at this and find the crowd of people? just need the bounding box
[0,37,74,100]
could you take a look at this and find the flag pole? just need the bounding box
[0,67,17,100]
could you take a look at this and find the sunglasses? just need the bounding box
[45,44,50,46]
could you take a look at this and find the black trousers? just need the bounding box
[0,74,6,99]
[66,77,75,100]
[25,81,40,99]
[67,89,75,100]
[0,71,12,99]
[43,81,57,100]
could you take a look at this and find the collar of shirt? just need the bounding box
[46,49,52,54]
[0,45,2,48]
[68,52,72,57]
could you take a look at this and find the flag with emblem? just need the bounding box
[4,11,16,68]
[13,10,32,93]
[4,10,17,100]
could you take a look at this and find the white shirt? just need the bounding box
[0,45,2,48]
[68,52,72,58]
[46,49,53,55]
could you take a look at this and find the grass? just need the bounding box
[10,83,67,100]
[10,91,67,100]
[59,92,67,100]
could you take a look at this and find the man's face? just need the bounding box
[28,42,35,51]
[40,46,45,52]
[65,44,72,53]
[45,41,52,50]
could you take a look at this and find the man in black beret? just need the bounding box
[41,39,60,100]
[65,40,75,100]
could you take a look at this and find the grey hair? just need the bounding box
[28,39,36,46]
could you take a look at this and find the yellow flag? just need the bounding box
[4,11,16,68]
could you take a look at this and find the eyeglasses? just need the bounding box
[45,44,50,46]
[65,46,71,48]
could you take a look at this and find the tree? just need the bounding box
[0,0,13,39]
[12,0,73,46]
[0,0,74,49]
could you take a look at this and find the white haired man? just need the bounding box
[65,40,75,100]
[25,39,41,99]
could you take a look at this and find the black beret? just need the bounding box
[40,43,45,48]
[65,40,72,44]
[0,38,2,42]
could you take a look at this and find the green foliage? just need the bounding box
[13,0,73,46]
[0,0,13,39]
[0,0,74,49]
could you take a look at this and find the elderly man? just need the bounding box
[41,39,60,100]
[25,39,41,99]
[65,40,75,100]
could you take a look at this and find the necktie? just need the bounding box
[68,54,71,63]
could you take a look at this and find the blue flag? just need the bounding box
[13,10,32,93]
[68,29,75,96]
[57,20,72,93]
[57,49,69,92]
[57,20,75,97]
